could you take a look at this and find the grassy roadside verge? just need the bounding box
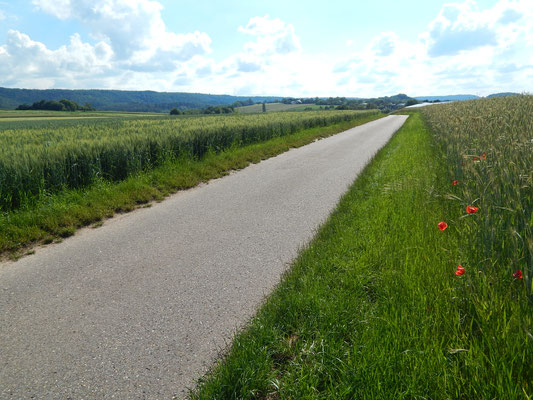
[191,113,532,399]
[0,113,383,259]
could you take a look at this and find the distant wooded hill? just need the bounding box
[414,95,480,102]
[415,93,519,102]
[0,87,281,113]
[487,92,520,98]
[1,87,521,113]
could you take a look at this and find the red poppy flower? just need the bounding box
[438,221,448,231]
[473,157,479,161]
[513,270,523,279]
[481,154,487,160]
[466,205,479,214]
[452,180,458,186]
[455,266,465,276]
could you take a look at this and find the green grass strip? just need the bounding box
[0,114,382,259]
[191,113,532,399]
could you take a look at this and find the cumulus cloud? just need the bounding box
[206,14,303,88]
[187,14,306,97]
[422,0,533,94]
[425,2,497,56]
[330,0,533,97]
[0,29,115,87]
[0,0,214,89]
[195,64,212,78]
[32,0,211,65]
[498,8,522,24]
[189,15,310,95]
[372,32,398,57]
[239,15,301,56]
[1,0,532,96]
[236,57,262,73]
[1,30,56,78]
[332,59,355,74]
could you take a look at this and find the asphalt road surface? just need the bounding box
[0,115,408,399]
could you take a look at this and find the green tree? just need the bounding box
[262,102,267,113]
[170,108,181,115]
[16,99,94,112]
[81,103,96,111]
[59,99,79,111]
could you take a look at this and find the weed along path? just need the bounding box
[0,115,407,399]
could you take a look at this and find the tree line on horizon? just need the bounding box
[16,99,95,112]
[169,94,419,115]
[0,87,280,112]
[13,93,422,116]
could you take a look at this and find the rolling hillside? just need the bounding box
[414,94,480,102]
[236,102,318,113]
[0,87,281,113]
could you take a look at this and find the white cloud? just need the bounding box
[209,2,533,97]
[32,0,211,65]
[0,9,5,20]
[239,15,301,56]
[196,14,305,96]
[236,56,262,73]
[238,15,286,36]
[372,32,399,57]
[178,15,311,96]
[424,1,497,56]
[170,15,307,96]
[0,0,214,89]
[32,0,72,19]
[1,0,533,96]
[0,29,116,88]
[328,0,533,97]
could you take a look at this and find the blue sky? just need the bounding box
[0,0,531,97]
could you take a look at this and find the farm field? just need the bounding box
[236,102,317,113]
[0,110,375,211]
[192,97,532,399]
[0,109,169,128]
[0,109,164,119]
[289,104,327,111]
[422,95,532,300]
[0,109,382,256]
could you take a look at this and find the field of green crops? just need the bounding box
[236,102,312,113]
[422,96,532,297]
[0,109,162,120]
[0,110,376,211]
